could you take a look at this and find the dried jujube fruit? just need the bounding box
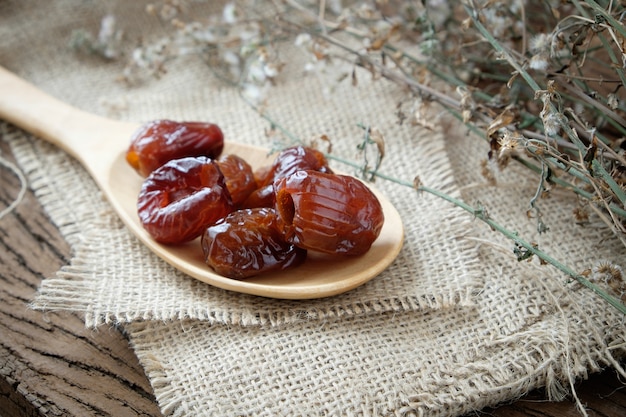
[201,208,307,279]
[242,145,333,208]
[240,183,276,209]
[252,165,272,187]
[137,156,233,244]
[126,119,224,176]
[216,154,257,207]
[128,127,387,278]
[258,145,333,186]
[274,170,384,256]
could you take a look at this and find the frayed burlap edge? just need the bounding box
[7,119,482,328]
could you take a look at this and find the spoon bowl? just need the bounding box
[0,66,403,299]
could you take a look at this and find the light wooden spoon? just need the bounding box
[0,66,404,299]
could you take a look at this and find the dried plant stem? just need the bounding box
[357,158,626,316]
[592,161,626,206]
[443,104,626,224]
[513,155,626,219]
[465,2,626,232]
[557,80,626,129]
[248,101,626,316]
[276,16,463,110]
[595,32,626,88]
[585,0,626,39]
[593,136,626,168]
[464,3,542,93]
[464,4,585,151]
[422,188,626,316]
[283,6,626,205]
[198,0,626,315]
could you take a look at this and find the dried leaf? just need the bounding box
[310,133,333,154]
[369,37,387,51]
[486,106,517,138]
[507,71,519,89]
[462,109,472,123]
[369,127,385,159]
[583,142,597,171]
[413,176,422,190]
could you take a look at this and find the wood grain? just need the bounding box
[1,136,624,416]
[0,138,161,417]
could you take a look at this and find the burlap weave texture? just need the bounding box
[121,122,626,416]
[2,1,626,416]
[2,1,479,327]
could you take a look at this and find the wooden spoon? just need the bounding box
[0,66,404,299]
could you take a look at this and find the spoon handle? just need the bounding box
[0,66,137,180]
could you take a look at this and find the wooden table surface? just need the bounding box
[1,137,625,416]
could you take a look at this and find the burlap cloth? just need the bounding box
[2,1,625,416]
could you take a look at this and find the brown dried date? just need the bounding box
[242,145,333,208]
[240,183,275,209]
[216,154,257,207]
[126,119,224,177]
[137,156,233,244]
[129,123,387,278]
[258,145,333,186]
[274,170,384,256]
[201,208,307,279]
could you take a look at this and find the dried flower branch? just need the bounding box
[69,1,626,314]
[69,14,123,60]
[252,102,626,315]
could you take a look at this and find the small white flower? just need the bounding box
[222,50,240,67]
[529,54,549,71]
[247,60,267,82]
[98,15,116,44]
[497,131,522,161]
[591,261,624,287]
[263,62,280,78]
[327,0,343,15]
[356,3,376,19]
[481,9,508,38]
[607,93,620,110]
[295,33,312,47]
[530,33,551,53]
[190,26,217,43]
[541,111,562,136]
[242,83,268,105]
[93,14,123,60]
[132,48,147,67]
[223,2,238,24]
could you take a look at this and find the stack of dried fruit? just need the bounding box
[126,120,385,279]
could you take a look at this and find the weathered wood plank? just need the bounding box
[0,138,161,417]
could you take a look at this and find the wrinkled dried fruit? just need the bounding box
[253,165,272,187]
[240,183,275,209]
[126,119,224,176]
[274,170,384,256]
[258,145,333,187]
[216,154,257,207]
[243,145,333,209]
[201,208,307,279]
[137,156,233,244]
